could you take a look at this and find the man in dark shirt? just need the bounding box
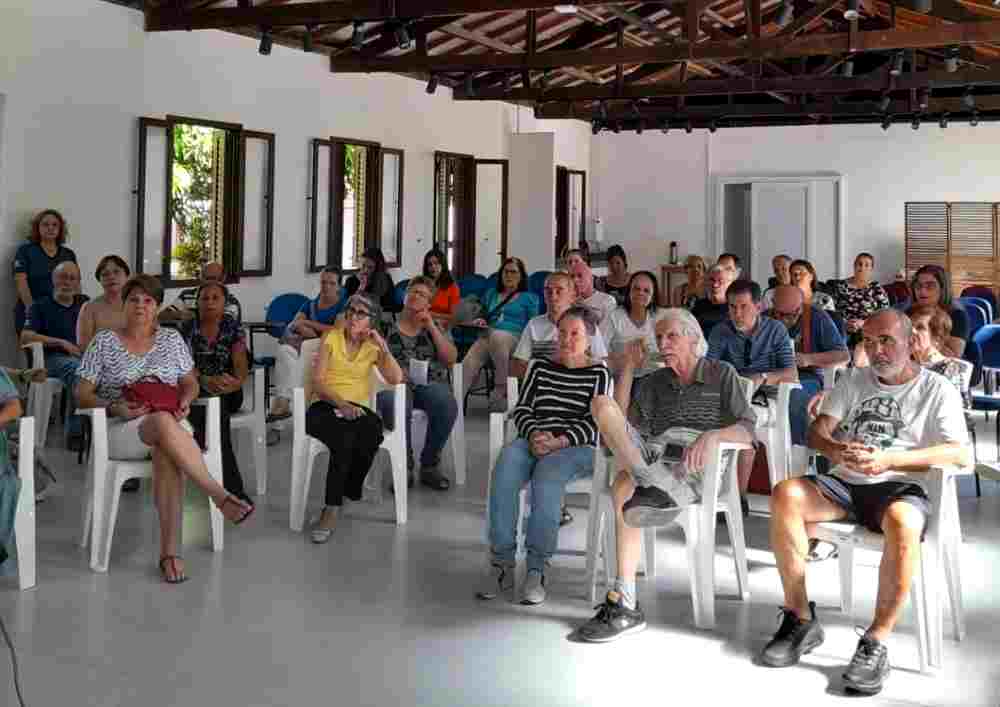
[691,264,732,337]
[159,262,242,323]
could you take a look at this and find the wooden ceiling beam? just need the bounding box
[146,0,627,31]
[771,0,843,38]
[330,19,1000,71]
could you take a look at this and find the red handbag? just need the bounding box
[123,378,181,414]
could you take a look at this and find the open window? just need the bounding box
[309,137,403,273]
[135,116,274,286]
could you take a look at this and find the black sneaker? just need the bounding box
[843,633,890,695]
[121,478,141,493]
[622,486,679,528]
[759,602,825,667]
[576,592,647,643]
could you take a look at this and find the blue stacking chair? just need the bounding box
[960,287,996,320]
[957,296,993,324]
[960,302,988,339]
[971,325,1000,493]
[394,278,410,310]
[528,270,551,314]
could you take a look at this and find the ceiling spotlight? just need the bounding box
[351,21,364,51]
[464,74,476,97]
[881,116,892,131]
[592,120,602,135]
[554,3,579,13]
[426,74,438,94]
[258,28,273,55]
[599,101,608,121]
[843,0,860,21]
[890,52,904,77]
[660,119,670,134]
[636,120,645,135]
[911,116,920,130]
[939,113,949,129]
[842,60,854,78]
[777,0,794,28]
[303,26,314,53]
[963,88,976,110]
[612,121,621,134]
[708,121,717,133]
[971,110,980,126]
[917,88,930,110]
[945,47,959,73]
[878,94,891,112]
[394,20,411,50]
[912,0,933,12]
[685,120,693,134]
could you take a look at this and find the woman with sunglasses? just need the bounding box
[906,265,969,358]
[305,293,403,543]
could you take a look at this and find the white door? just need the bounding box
[750,181,810,284]
[475,162,506,275]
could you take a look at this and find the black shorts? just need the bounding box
[805,474,931,537]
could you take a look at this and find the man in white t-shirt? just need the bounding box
[567,255,616,336]
[511,271,608,379]
[758,308,970,695]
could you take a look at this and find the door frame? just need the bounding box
[475,158,509,266]
[713,173,847,279]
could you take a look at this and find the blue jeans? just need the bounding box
[488,438,593,572]
[376,382,458,467]
[45,353,82,437]
[789,377,823,447]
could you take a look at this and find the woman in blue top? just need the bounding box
[12,209,78,335]
[462,257,539,412]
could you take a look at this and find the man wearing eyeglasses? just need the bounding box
[706,279,797,496]
[692,264,734,338]
[770,286,849,448]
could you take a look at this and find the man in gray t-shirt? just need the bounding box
[759,309,970,695]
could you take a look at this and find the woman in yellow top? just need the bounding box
[307,293,403,543]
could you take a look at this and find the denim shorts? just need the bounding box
[805,473,931,537]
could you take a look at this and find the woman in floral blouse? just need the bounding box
[181,282,251,503]
[830,252,890,347]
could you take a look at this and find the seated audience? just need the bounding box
[716,252,743,280]
[345,247,398,315]
[477,307,611,605]
[13,209,77,335]
[305,294,403,544]
[567,250,618,331]
[788,259,836,312]
[20,262,88,448]
[159,262,242,324]
[77,275,253,584]
[422,248,460,326]
[830,252,890,349]
[575,310,754,642]
[78,255,130,351]
[180,282,252,504]
[376,277,459,491]
[692,264,733,336]
[268,266,345,420]
[512,271,609,378]
[907,265,968,358]
[769,286,849,446]
[606,271,666,380]
[462,257,539,412]
[760,309,969,695]
[760,254,792,310]
[706,279,797,494]
[595,245,631,306]
[673,255,706,309]
[909,306,972,408]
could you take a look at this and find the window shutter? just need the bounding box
[904,202,949,280]
[949,202,996,297]
[309,139,333,273]
[135,117,169,277]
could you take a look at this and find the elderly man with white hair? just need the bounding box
[692,263,735,337]
[575,308,756,643]
[566,250,617,335]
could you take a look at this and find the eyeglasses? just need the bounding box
[502,268,520,275]
[407,289,432,300]
[346,307,372,319]
[773,307,801,319]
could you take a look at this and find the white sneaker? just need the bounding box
[475,561,515,601]
[521,569,546,605]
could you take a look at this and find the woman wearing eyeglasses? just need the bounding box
[906,265,969,358]
[305,293,403,544]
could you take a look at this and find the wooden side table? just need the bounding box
[660,264,687,306]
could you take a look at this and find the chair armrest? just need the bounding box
[717,441,754,455]
[820,362,847,392]
[22,342,44,368]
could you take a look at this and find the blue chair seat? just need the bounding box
[972,395,1000,411]
[255,356,276,368]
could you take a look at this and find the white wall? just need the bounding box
[592,122,1000,281]
[0,0,588,362]
[509,133,556,271]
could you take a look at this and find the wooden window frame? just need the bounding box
[379,147,405,269]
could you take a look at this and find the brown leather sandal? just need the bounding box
[159,555,188,584]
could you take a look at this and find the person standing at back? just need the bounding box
[13,209,77,336]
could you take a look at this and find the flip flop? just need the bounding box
[218,494,255,525]
[159,555,188,584]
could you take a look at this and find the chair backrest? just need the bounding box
[265,293,310,339]
[972,324,1000,369]
[960,302,988,338]
[882,281,911,307]
[394,278,410,309]
[958,296,993,324]
[827,310,847,339]
[300,338,321,403]
[457,274,488,299]
[960,286,997,318]
[963,339,983,388]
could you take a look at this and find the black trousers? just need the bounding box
[190,388,247,501]
[306,400,384,507]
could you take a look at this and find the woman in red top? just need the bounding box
[423,248,460,327]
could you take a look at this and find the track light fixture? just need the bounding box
[945,47,959,73]
[939,113,949,129]
[842,60,854,77]
[685,120,693,134]
[303,26,314,53]
[878,94,891,113]
[612,121,621,134]
[352,21,364,51]
[636,120,645,135]
[912,0,932,13]
[881,116,891,130]
[660,119,670,134]
[843,0,860,21]
[777,0,794,28]
[426,74,438,94]
[708,121,717,133]
[592,120,602,135]
[521,70,532,89]
[889,52,904,77]
[394,20,411,50]
[258,28,273,55]
[503,73,512,93]
[630,101,642,119]
[464,74,476,97]
[599,101,608,121]
[911,116,920,130]
[917,88,930,110]
[963,88,976,110]
[970,110,980,126]
[539,71,549,91]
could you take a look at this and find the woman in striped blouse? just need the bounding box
[477,306,612,606]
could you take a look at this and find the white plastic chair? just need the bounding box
[812,465,966,674]
[13,417,36,590]
[409,363,466,486]
[23,342,69,451]
[752,380,801,489]
[594,437,753,629]
[288,338,408,531]
[79,398,225,573]
[230,367,268,496]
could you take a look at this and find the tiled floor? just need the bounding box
[1,401,998,707]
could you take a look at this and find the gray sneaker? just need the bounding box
[521,569,546,605]
[475,561,515,601]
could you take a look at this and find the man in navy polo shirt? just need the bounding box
[20,262,88,445]
[707,279,797,494]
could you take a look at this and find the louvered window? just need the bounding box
[433,152,477,278]
[905,202,998,297]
